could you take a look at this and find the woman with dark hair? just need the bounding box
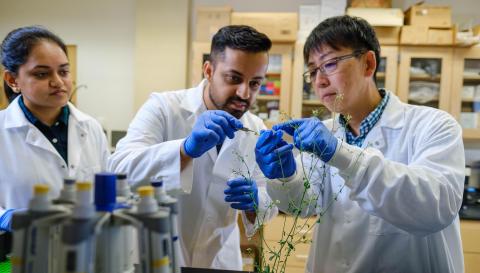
[0,26,110,231]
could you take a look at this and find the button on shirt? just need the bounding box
[18,96,69,164]
[339,89,389,147]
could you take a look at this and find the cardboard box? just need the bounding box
[231,12,298,42]
[349,0,391,8]
[346,8,404,26]
[428,28,454,45]
[405,3,451,28]
[196,6,232,42]
[401,25,453,45]
[374,26,400,44]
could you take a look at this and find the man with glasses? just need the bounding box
[255,15,464,272]
[108,25,278,270]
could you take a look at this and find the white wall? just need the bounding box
[0,0,190,135]
[0,0,136,132]
[134,0,190,111]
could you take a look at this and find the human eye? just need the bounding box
[249,80,262,90]
[33,71,49,79]
[224,74,242,84]
[59,69,70,77]
[308,68,318,79]
[322,60,338,74]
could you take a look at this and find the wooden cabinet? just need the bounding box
[451,46,480,140]
[0,67,6,110]
[0,45,77,110]
[190,42,294,128]
[377,45,399,92]
[262,214,315,273]
[397,46,452,111]
[461,220,480,273]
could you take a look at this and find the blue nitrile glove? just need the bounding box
[273,118,338,162]
[0,209,26,232]
[255,130,296,179]
[224,178,258,212]
[183,110,243,158]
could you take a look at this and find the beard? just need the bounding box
[208,86,250,119]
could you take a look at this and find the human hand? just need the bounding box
[273,118,337,162]
[255,130,296,179]
[183,110,243,158]
[0,208,26,232]
[224,177,258,212]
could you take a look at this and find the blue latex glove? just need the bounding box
[0,209,25,232]
[184,110,243,158]
[273,118,338,162]
[255,130,296,179]
[224,178,258,212]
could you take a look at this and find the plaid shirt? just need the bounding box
[339,89,389,147]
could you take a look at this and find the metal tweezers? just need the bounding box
[238,127,259,136]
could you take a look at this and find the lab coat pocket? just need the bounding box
[369,215,408,235]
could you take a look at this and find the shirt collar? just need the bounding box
[339,89,390,146]
[18,96,70,126]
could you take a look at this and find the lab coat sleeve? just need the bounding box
[241,164,279,237]
[107,95,194,193]
[328,113,465,236]
[266,152,329,218]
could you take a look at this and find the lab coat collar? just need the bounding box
[331,90,406,133]
[330,91,406,149]
[3,96,91,130]
[376,91,406,130]
[180,79,208,116]
[3,97,90,165]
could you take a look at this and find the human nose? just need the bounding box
[313,71,329,88]
[49,72,63,88]
[236,83,250,100]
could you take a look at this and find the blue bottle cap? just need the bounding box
[151,179,163,188]
[95,173,117,212]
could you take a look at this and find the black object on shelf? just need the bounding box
[0,231,11,262]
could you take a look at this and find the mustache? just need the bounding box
[227,96,250,107]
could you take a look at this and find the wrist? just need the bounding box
[182,137,198,158]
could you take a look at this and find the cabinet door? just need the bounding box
[290,42,332,120]
[451,47,480,140]
[253,44,293,128]
[397,46,452,111]
[377,45,399,92]
[0,67,6,110]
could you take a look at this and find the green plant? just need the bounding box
[233,93,365,273]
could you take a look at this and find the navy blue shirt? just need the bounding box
[18,96,69,164]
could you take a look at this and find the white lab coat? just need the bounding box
[0,96,110,216]
[108,80,278,270]
[267,93,465,273]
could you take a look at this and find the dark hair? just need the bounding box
[1,26,68,103]
[210,25,272,63]
[304,15,381,82]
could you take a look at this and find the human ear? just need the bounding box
[364,51,377,78]
[3,70,20,93]
[203,61,214,81]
